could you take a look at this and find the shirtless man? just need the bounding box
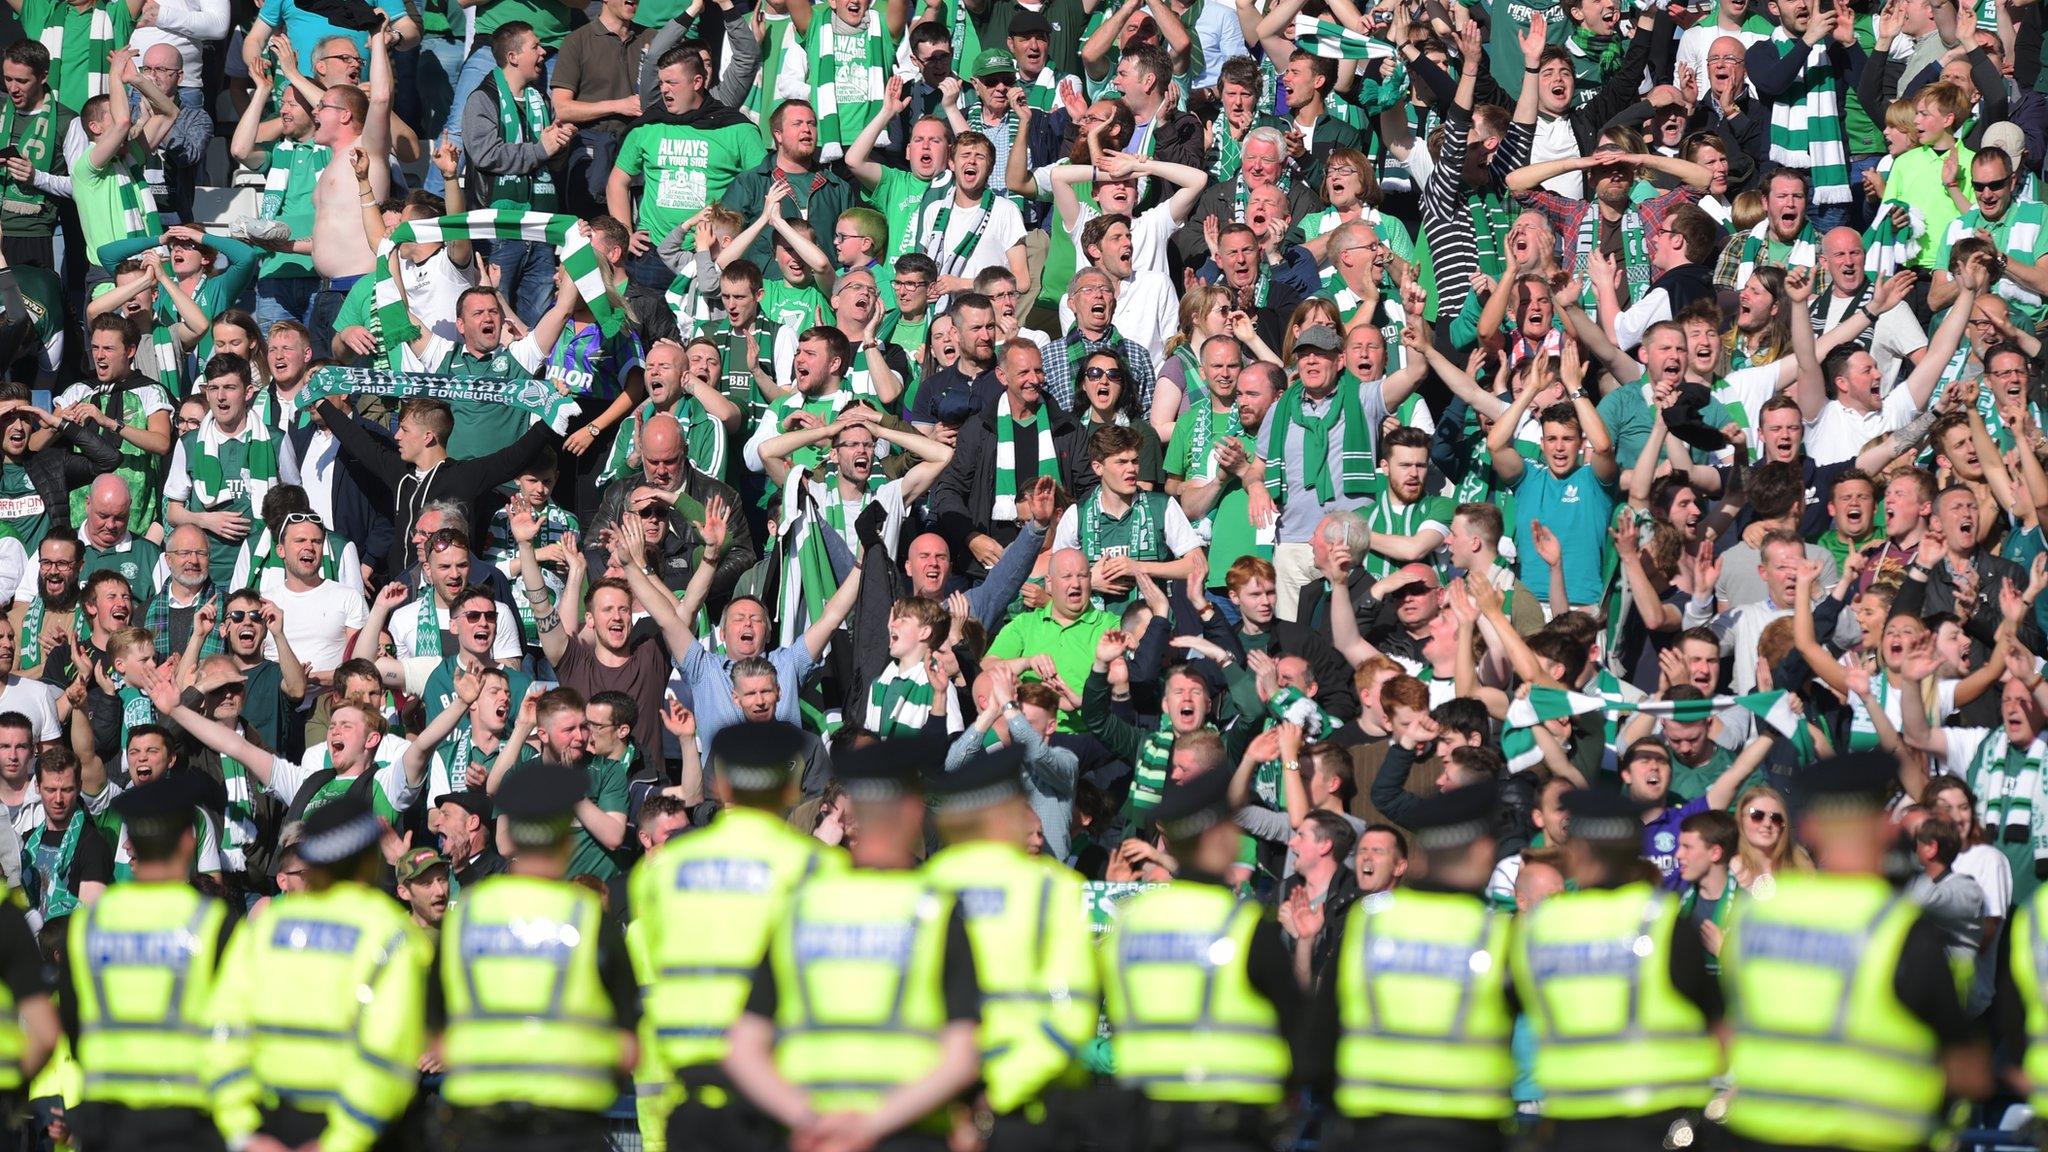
[305,20,396,359]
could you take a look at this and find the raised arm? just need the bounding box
[800,556,865,660]
[845,79,912,191]
[402,666,482,784]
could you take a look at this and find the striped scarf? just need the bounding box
[483,70,556,209]
[1185,399,1241,484]
[414,594,450,659]
[141,300,185,396]
[1128,719,1215,826]
[17,597,81,673]
[750,14,797,147]
[865,659,936,737]
[261,139,327,220]
[819,472,886,550]
[112,152,163,260]
[219,748,256,871]
[0,94,58,214]
[1292,13,1396,59]
[1571,203,1650,308]
[1765,30,1851,205]
[775,478,839,650]
[1252,685,1335,806]
[993,402,1058,522]
[36,0,116,108]
[808,8,891,164]
[1732,218,1818,290]
[371,210,620,349]
[23,814,81,922]
[1967,730,2048,868]
[185,418,280,509]
[1862,201,1925,277]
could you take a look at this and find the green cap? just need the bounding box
[972,48,1018,79]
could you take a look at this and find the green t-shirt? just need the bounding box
[176,434,256,585]
[1885,143,1974,270]
[561,753,630,880]
[83,536,161,602]
[1668,745,1735,802]
[1596,380,1736,473]
[11,265,64,360]
[983,606,1120,730]
[70,146,136,270]
[0,461,48,553]
[431,341,538,459]
[617,119,767,248]
[302,771,401,825]
[1164,410,1269,589]
[760,277,832,336]
[1484,0,1566,100]
[19,0,136,115]
[474,0,572,46]
[869,166,934,261]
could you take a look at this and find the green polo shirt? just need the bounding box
[83,535,161,602]
[984,606,1120,731]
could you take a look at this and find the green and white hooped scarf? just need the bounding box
[808,7,891,163]
[17,597,81,673]
[24,815,81,922]
[865,659,936,738]
[1733,218,1819,289]
[185,418,281,509]
[370,210,621,350]
[37,2,115,106]
[1765,30,1850,205]
[219,748,256,872]
[484,69,556,210]
[993,403,1058,522]
[261,139,328,220]
[1572,204,1650,308]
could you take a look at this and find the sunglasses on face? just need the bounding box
[460,610,495,624]
[1746,807,1786,827]
[1976,174,2016,192]
[225,609,258,623]
[1083,366,1122,380]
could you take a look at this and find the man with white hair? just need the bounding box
[144,524,226,659]
[1176,125,1321,271]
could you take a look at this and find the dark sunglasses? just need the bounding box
[1976,174,2016,192]
[1083,366,1123,380]
[1745,807,1786,827]
[460,609,495,623]
[225,609,258,623]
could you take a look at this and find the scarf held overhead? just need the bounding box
[302,365,581,435]
[371,209,621,348]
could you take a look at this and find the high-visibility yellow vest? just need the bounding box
[68,881,228,1111]
[1333,888,1514,1120]
[767,870,955,1127]
[1102,881,1290,1105]
[628,806,841,1072]
[1510,882,1721,1119]
[923,840,1098,1114]
[439,874,625,1112]
[203,883,431,1152]
[1724,872,1943,1152]
[2015,884,2048,1120]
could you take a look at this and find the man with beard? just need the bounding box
[1717,167,1826,290]
[12,535,80,683]
[602,340,741,488]
[907,292,1003,435]
[719,100,854,267]
[1809,228,1929,380]
[77,477,159,604]
[394,845,450,935]
[932,340,1091,570]
[51,316,175,536]
[744,325,891,493]
[146,525,228,660]
[1171,343,1280,600]
[1082,620,1258,829]
[762,407,952,558]
[264,513,366,680]
[0,392,118,555]
[1801,262,1984,465]
[163,355,297,587]
[586,413,757,606]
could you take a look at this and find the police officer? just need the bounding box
[429,760,640,1152]
[1304,781,1512,1152]
[205,796,432,1152]
[1508,789,1723,1152]
[723,739,983,1152]
[1102,766,1306,1152]
[628,722,842,1152]
[923,747,1098,1151]
[1727,752,1990,1152]
[61,773,232,1152]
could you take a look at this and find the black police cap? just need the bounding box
[1799,750,1898,816]
[1153,767,1234,843]
[109,772,205,838]
[929,746,1027,815]
[709,721,807,793]
[296,795,384,866]
[1405,779,1500,852]
[835,736,942,803]
[495,760,588,823]
[1560,788,1646,845]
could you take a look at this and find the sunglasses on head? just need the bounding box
[1746,807,1786,827]
[281,511,323,528]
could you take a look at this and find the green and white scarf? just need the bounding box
[1291,13,1395,59]
[371,210,621,348]
[1863,200,1925,277]
[112,149,163,256]
[37,1,116,107]
[1572,203,1650,308]
[1186,399,1241,484]
[302,364,579,435]
[819,471,887,549]
[993,402,1058,521]
[1251,685,1336,806]
[219,748,256,872]
[484,69,556,209]
[1967,729,2048,869]
[1128,719,1215,825]
[413,594,450,659]
[1732,217,1819,289]
[141,297,185,396]
[865,659,936,737]
[17,597,80,673]
[1765,30,1850,205]
[0,93,58,215]
[261,139,328,220]
[1263,381,1376,505]
[185,418,281,510]
[1076,489,1167,561]
[808,7,892,163]
[24,814,81,922]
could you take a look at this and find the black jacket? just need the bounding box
[289,418,398,575]
[585,464,758,612]
[1259,620,1362,724]
[5,424,120,539]
[928,393,1094,563]
[316,398,560,580]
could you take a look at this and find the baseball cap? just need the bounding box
[1292,324,1342,353]
[1981,121,2026,170]
[972,48,1018,80]
[1008,10,1052,37]
[395,845,449,885]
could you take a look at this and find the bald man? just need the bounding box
[585,412,757,605]
[79,476,160,601]
[135,43,213,224]
[980,547,1121,730]
[147,523,226,658]
[1814,226,1929,380]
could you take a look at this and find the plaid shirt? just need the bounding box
[1042,331,1157,414]
[1520,185,1700,286]
[146,581,227,659]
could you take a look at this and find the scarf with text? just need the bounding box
[302,364,579,435]
[483,69,556,209]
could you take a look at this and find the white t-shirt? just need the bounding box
[1954,841,2013,915]
[1818,293,1929,388]
[0,677,61,741]
[805,476,911,558]
[387,596,523,663]
[272,738,418,813]
[1805,384,1923,466]
[915,192,1026,283]
[401,247,480,344]
[240,539,368,599]
[262,578,368,673]
[1070,201,1180,280]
